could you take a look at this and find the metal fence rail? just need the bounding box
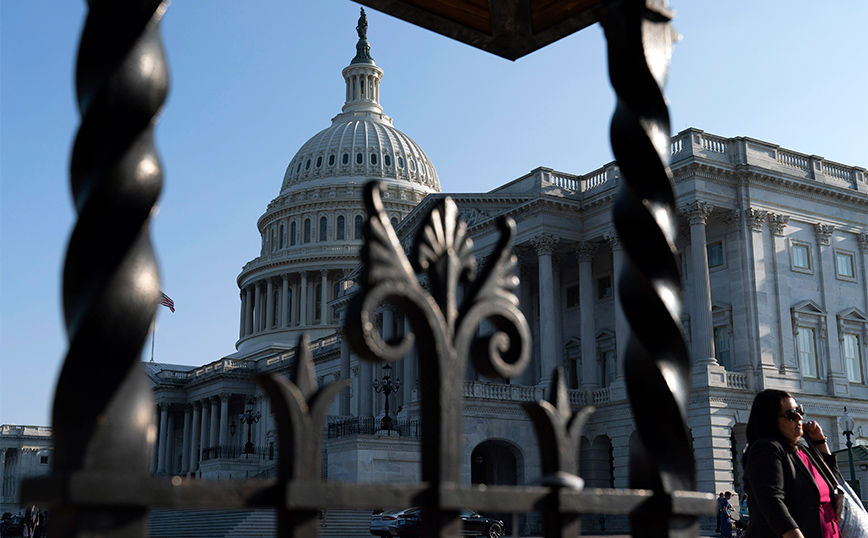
[23,0,716,537]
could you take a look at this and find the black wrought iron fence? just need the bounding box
[200,445,276,461]
[326,416,421,439]
[22,1,717,537]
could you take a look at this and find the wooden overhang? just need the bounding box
[352,0,612,61]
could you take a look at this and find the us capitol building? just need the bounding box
[3,10,867,532]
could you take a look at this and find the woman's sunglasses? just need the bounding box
[779,406,805,422]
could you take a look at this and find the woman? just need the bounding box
[742,389,839,538]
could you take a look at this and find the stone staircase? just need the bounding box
[146,508,372,538]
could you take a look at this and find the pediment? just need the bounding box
[596,329,615,341]
[792,299,826,316]
[838,307,868,324]
[711,302,731,314]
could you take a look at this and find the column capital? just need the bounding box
[573,241,597,262]
[530,234,559,255]
[320,268,329,277]
[192,401,202,410]
[859,232,868,254]
[746,208,768,232]
[722,209,741,233]
[158,402,170,411]
[680,200,713,226]
[768,212,790,236]
[604,230,621,250]
[220,392,231,403]
[814,222,835,246]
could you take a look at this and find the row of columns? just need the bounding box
[240,270,346,339]
[151,394,263,476]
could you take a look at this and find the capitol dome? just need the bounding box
[280,11,440,195]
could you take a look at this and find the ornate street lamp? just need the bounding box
[840,407,857,486]
[372,363,401,431]
[239,407,261,455]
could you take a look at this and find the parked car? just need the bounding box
[396,508,503,538]
[370,508,417,537]
[1,515,23,538]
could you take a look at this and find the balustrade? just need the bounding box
[725,372,748,390]
[700,134,727,153]
[777,149,811,171]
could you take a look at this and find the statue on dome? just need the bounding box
[356,8,368,39]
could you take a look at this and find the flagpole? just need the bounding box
[150,318,156,362]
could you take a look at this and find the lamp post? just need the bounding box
[840,407,857,486]
[238,407,261,456]
[372,363,401,431]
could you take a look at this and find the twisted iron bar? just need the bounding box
[51,0,169,535]
[602,0,695,536]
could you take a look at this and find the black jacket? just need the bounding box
[743,437,838,538]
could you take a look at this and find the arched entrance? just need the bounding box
[471,440,521,534]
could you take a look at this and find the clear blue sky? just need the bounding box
[2,1,866,426]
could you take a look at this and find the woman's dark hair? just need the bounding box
[743,389,796,467]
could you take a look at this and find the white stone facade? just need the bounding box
[0,425,52,514]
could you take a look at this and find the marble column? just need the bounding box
[266,278,275,329]
[219,393,230,450]
[321,270,329,324]
[239,290,246,339]
[150,408,159,474]
[190,402,201,473]
[338,326,351,416]
[281,275,289,327]
[300,272,308,326]
[531,234,559,387]
[360,361,373,417]
[209,397,220,448]
[683,201,715,364]
[253,282,262,333]
[289,276,297,327]
[245,286,254,336]
[575,241,599,389]
[199,400,210,455]
[518,264,535,385]
[166,413,176,474]
[606,232,628,380]
[403,317,415,406]
[157,403,169,474]
[769,212,797,372]
[181,405,192,474]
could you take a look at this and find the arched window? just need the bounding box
[314,283,322,322]
[273,289,280,327]
[304,218,311,243]
[271,227,276,252]
[296,162,302,174]
[397,156,404,169]
[290,221,297,246]
[305,159,311,170]
[384,154,392,167]
[336,216,345,240]
[328,154,335,166]
[279,224,285,249]
[342,153,349,165]
[390,217,398,228]
[371,153,378,165]
[286,288,293,326]
[316,156,323,168]
[319,216,328,242]
[356,153,363,165]
[354,215,363,240]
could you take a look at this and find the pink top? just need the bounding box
[797,449,840,538]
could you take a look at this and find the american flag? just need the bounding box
[159,292,175,313]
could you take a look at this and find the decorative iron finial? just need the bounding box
[352,7,374,64]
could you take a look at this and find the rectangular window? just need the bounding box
[565,284,580,308]
[714,326,732,370]
[798,328,818,378]
[707,241,724,268]
[791,243,811,271]
[836,251,855,279]
[597,275,612,300]
[40,455,49,464]
[844,334,863,383]
[601,350,616,387]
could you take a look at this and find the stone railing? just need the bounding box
[463,381,545,402]
[0,424,52,435]
[726,372,749,390]
[592,387,611,404]
[668,127,866,191]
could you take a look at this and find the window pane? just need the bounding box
[844,334,862,383]
[597,276,612,299]
[319,216,327,242]
[354,215,363,240]
[714,327,732,370]
[290,222,296,246]
[707,242,724,268]
[304,219,311,243]
[837,253,855,278]
[792,245,809,269]
[798,328,817,378]
[336,216,345,240]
